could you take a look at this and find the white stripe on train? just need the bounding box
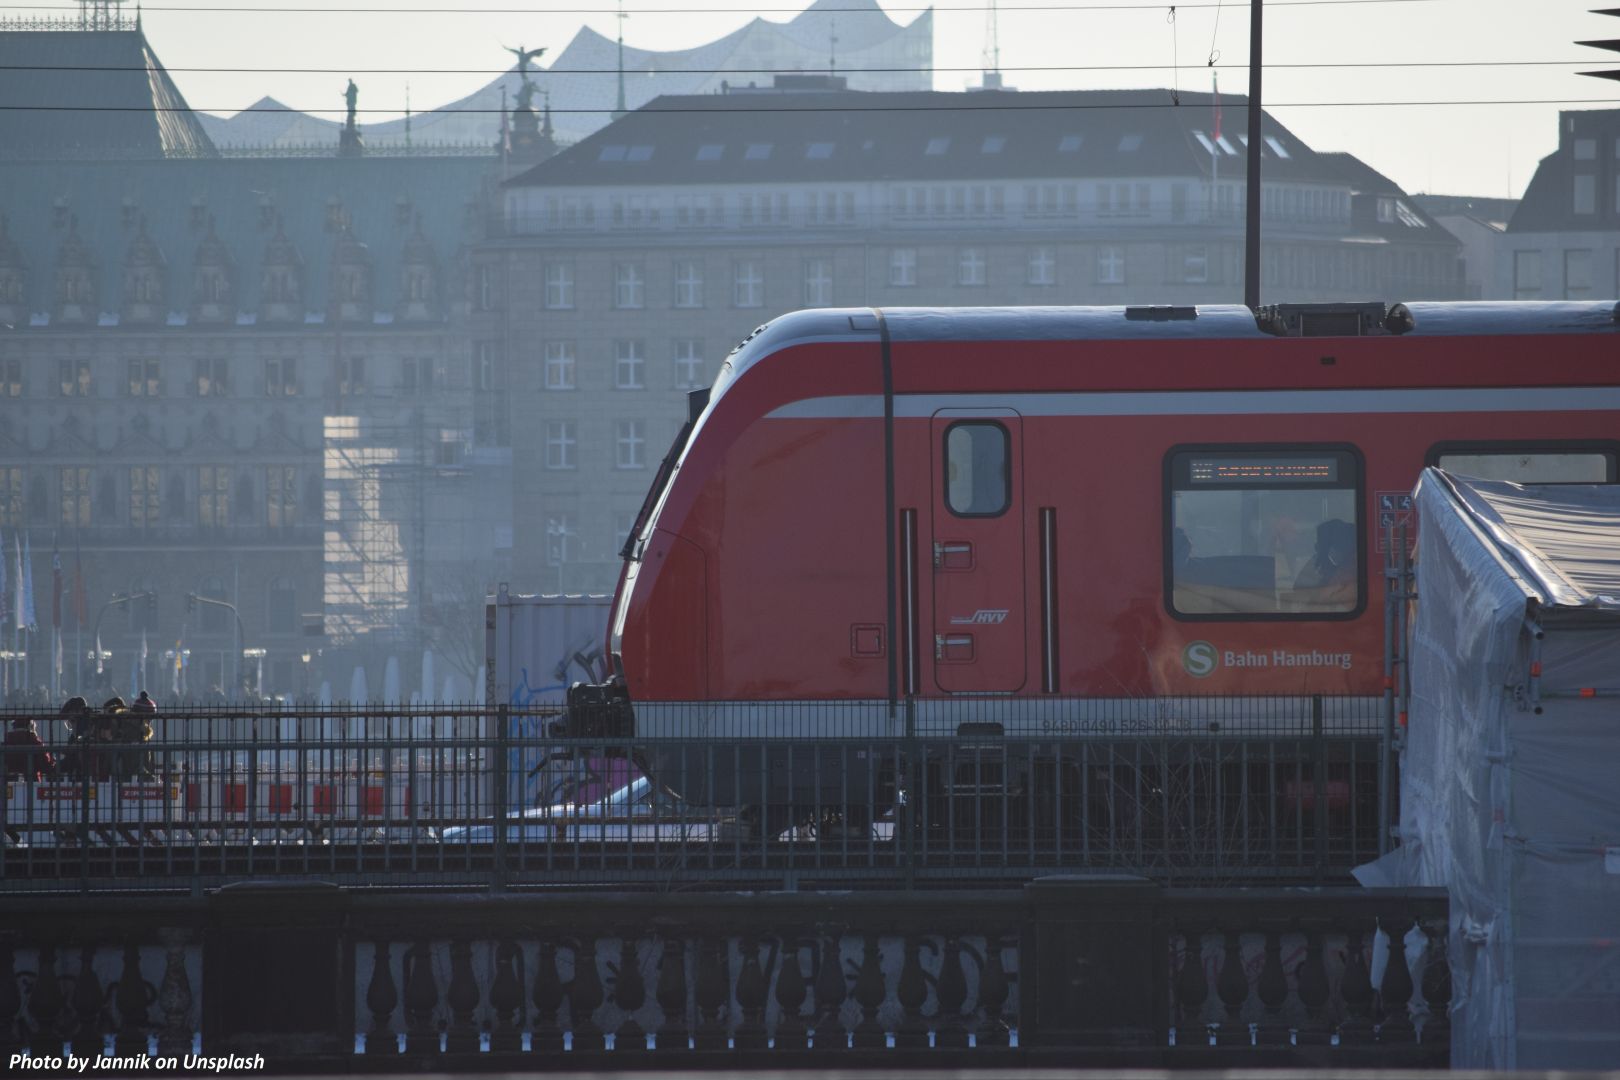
[766,386,1620,420]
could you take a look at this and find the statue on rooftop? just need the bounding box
[343,79,359,129]
[503,44,546,112]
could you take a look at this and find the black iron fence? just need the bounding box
[0,881,1448,1068]
[1,696,1391,892]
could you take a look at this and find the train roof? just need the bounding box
[712,300,1620,400]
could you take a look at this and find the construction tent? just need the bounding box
[1396,467,1620,1067]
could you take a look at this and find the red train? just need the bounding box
[567,300,1620,805]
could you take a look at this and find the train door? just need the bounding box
[930,410,1027,693]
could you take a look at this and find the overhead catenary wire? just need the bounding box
[0,0,1447,11]
[0,97,1610,113]
[0,59,1594,74]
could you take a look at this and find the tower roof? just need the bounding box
[0,28,216,160]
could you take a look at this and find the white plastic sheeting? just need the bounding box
[1395,469,1620,1068]
[484,588,613,807]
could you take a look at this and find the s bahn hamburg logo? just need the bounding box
[1182,641,1219,678]
[1182,640,1353,677]
[950,609,1009,625]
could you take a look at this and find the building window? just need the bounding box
[613,263,644,309]
[476,265,494,311]
[673,339,704,390]
[1183,245,1210,284]
[130,466,160,528]
[545,421,576,470]
[475,342,498,392]
[1565,249,1593,299]
[1574,174,1596,215]
[266,466,297,528]
[400,356,442,396]
[195,358,227,397]
[1574,137,1597,161]
[265,357,298,397]
[1027,247,1055,286]
[1097,245,1126,285]
[338,355,365,396]
[673,259,704,308]
[957,248,986,287]
[59,359,93,397]
[1168,447,1361,618]
[127,357,161,397]
[545,513,576,566]
[1513,251,1542,300]
[544,342,576,390]
[60,467,90,527]
[1,357,20,397]
[733,260,764,308]
[614,340,645,390]
[198,466,230,527]
[615,419,646,470]
[804,258,833,306]
[0,467,21,527]
[889,248,917,287]
[544,263,574,309]
[268,578,296,634]
[199,577,228,634]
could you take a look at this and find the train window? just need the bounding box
[1430,445,1617,484]
[1167,447,1362,619]
[945,422,1009,516]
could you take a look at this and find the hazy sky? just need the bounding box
[125,0,1619,199]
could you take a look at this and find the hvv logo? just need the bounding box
[950,609,1009,625]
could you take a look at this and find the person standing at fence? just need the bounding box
[3,715,55,780]
[124,691,157,778]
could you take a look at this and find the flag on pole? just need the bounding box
[11,533,21,631]
[1211,71,1222,142]
[72,530,88,628]
[0,525,8,631]
[52,537,62,632]
[21,533,36,631]
[95,628,104,675]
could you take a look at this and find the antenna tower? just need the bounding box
[980,0,1003,89]
[79,0,123,30]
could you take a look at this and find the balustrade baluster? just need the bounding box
[653,937,688,1052]
[733,933,770,1050]
[0,940,23,1058]
[566,936,605,1052]
[932,936,970,1049]
[70,944,105,1056]
[1338,923,1375,1045]
[1375,916,1415,1043]
[1174,928,1211,1045]
[692,937,729,1051]
[401,940,439,1054]
[810,932,847,1051]
[977,934,1011,1048]
[30,944,66,1054]
[850,933,886,1049]
[530,941,565,1054]
[487,941,524,1053]
[1419,921,1451,1048]
[112,941,152,1057]
[610,934,648,1052]
[772,936,810,1050]
[363,940,398,1054]
[1214,929,1250,1046]
[1255,928,1290,1045]
[443,940,480,1053]
[894,936,929,1048]
[155,931,193,1058]
[1293,928,1332,1046]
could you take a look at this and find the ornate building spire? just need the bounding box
[120,213,167,325]
[53,214,97,325]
